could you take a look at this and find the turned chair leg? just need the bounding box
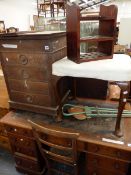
[114,81,130,137]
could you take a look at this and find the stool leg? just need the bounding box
[114,81,130,137]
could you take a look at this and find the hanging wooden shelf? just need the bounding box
[66,2,118,63]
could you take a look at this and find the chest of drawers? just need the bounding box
[0,31,68,120]
[1,111,44,175]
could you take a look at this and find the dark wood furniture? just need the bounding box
[0,111,45,175]
[0,110,131,175]
[0,31,68,121]
[66,2,118,63]
[37,0,67,17]
[29,120,80,175]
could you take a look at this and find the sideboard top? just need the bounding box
[0,31,66,40]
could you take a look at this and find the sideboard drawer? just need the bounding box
[4,66,48,81]
[0,37,66,52]
[87,167,126,175]
[86,142,131,162]
[15,155,42,172]
[1,52,47,67]
[86,153,129,174]
[5,124,33,137]
[8,134,37,157]
[8,133,36,147]
[8,79,49,95]
[10,91,51,107]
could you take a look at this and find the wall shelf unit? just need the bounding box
[66,2,118,63]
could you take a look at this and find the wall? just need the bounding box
[0,0,37,31]
[110,0,131,22]
[0,0,131,31]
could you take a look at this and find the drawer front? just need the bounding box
[8,79,49,95]
[0,37,66,52]
[14,155,42,172]
[5,124,33,137]
[87,167,125,175]
[0,40,20,51]
[87,153,129,173]
[1,52,47,67]
[10,91,51,106]
[8,133,37,157]
[4,66,48,81]
[86,142,131,162]
[20,38,66,52]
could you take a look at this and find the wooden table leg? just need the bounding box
[114,81,130,137]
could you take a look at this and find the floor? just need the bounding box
[0,148,23,175]
[0,148,86,175]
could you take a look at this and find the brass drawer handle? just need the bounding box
[19,55,28,65]
[26,95,33,103]
[21,69,29,79]
[14,128,17,132]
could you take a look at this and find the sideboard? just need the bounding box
[0,110,131,175]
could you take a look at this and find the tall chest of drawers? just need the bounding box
[0,31,67,120]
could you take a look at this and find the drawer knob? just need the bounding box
[19,55,28,65]
[14,128,17,132]
[26,95,33,103]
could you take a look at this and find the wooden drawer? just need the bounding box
[8,133,37,157]
[87,167,125,175]
[16,165,43,175]
[8,79,49,95]
[0,36,66,52]
[1,52,47,67]
[0,135,11,151]
[86,153,129,174]
[39,133,72,148]
[10,91,51,107]
[14,155,42,172]
[5,124,33,137]
[3,66,48,82]
[19,38,66,52]
[86,142,131,162]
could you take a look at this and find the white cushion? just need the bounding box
[52,54,131,81]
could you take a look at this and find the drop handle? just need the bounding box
[21,69,29,79]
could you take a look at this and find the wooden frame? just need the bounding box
[66,2,118,63]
